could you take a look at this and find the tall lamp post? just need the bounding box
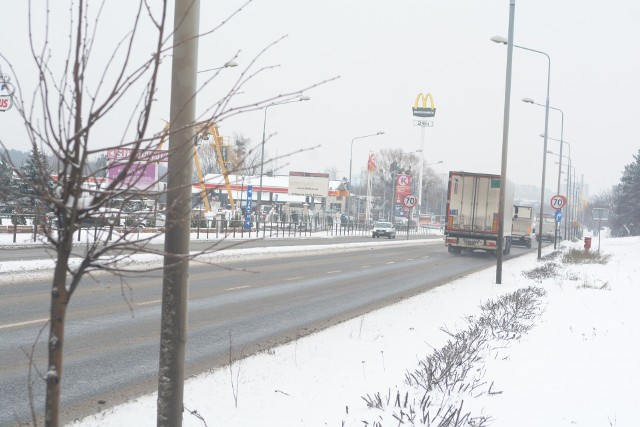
[551,158,573,238]
[492,35,551,261]
[256,96,311,232]
[523,98,564,248]
[542,134,572,240]
[488,0,516,285]
[348,131,384,215]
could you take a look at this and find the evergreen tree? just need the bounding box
[0,160,12,204]
[17,146,54,210]
[612,149,640,236]
[86,153,108,177]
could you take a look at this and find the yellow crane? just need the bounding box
[195,122,235,212]
[157,120,235,213]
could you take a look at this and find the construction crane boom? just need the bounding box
[195,122,235,212]
[160,120,235,213]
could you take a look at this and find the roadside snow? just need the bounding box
[60,235,640,426]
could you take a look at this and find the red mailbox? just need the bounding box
[584,237,592,252]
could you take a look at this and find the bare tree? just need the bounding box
[0,1,336,425]
[368,148,420,219]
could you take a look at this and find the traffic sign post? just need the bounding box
[550,194,567,210]
[403,194,417,240]
[554,209,562,223]
[402,194,417,209]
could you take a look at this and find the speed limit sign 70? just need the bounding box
[550,195,567,210]
[403,194,417,208]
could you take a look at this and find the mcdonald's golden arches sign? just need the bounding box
[412,92,436,118]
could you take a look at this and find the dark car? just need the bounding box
[340,214,355,227]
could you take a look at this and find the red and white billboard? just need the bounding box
[395,173,412,203]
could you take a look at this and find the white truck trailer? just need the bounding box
[512,205,534,248]
[445,171,514,255]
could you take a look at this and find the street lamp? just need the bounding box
[541,134,572,240]
[551,155,573,240]
[256,96,311,232]
[197,61,238,73]
[347,131,384,215]
[492,35,551,260]
[524,98,564,248]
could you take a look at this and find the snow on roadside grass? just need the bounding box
[67,238,551,426]
[474,238,640,426]
[60,236,640,426]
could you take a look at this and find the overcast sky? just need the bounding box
[1,1,639,196]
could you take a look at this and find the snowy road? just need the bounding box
[1,237,534,426]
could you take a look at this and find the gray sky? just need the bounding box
[2,1,639,197]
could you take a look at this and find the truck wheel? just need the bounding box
[503,238,511,255]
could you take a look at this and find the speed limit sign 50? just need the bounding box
[550,195,567,210]
[403,194,417,208]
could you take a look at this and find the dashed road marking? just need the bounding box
[224,285,250,291]
[136,299,162,307]
[327,270,341,274]
[285,277,304,281]
[0,318,48,330]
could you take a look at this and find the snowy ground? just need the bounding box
[3,231,638,426]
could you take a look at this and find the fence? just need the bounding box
[0,213,441,243]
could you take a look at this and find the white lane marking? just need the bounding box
[136,299,162,307]
[285,277,304,281]
[422,256,430,259]
[0,318,48,330]
[327,270,341,274]
[224,285,251,291]
[407,258,414,261]
[361,265,371,268]
[385,261,395,265]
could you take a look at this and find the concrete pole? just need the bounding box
[157,0,199,425]
[417,127,425,214]
[553,108,564,248]
[496,0,516,284]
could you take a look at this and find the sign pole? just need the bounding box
[598,216,602,254]
[407,207,411,240]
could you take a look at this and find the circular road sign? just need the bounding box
[550,194,567,210]
[403,194,417,208]
[0,95,13,112]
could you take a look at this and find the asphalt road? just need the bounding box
[0,236,536,426]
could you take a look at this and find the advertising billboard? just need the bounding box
[288,171,329,197]
[107,148,168,163]
[107,162,158,190]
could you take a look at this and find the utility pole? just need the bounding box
[496,0,516,284]
[157,0,199,425]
